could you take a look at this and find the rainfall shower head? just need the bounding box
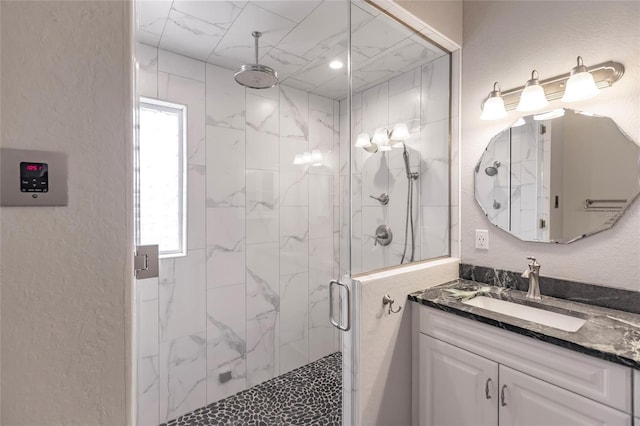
[485,161,501,176]
[234,31,279,89]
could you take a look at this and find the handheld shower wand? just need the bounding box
[400,146,419,264]
[403,146,419,180]
[403,148,411,179]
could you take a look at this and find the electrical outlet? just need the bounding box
[475,229,489,250]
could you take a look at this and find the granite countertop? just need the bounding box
[409,279,640,369]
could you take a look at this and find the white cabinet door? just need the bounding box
[419,335,498,426]
[499,366,631,426]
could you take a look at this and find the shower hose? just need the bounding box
[400,176,416,264]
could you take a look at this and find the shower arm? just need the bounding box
[254,32,259,65]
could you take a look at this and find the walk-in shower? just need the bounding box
[134,0,451,423]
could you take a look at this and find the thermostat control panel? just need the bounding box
[20,162,49,193]
[1,148,67,206]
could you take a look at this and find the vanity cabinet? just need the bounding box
[415,306,633,426]
[420,335,630,426]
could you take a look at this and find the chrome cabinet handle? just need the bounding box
[329,280,351,332]
[485,378,492,399]
[500,384,507,407]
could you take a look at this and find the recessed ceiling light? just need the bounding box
[329,60,343,70]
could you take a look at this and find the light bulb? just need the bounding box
[480,82,507,120]
[562,57,599,102]
[517,70,548,112]
[355,133,371,148]
[293,154,304,165]
[378,144,392,152]
[372,128,389,144]
[390,123,409,141]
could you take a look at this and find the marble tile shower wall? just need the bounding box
[478,121,548,241]
[340,55,450,274]
[510,121,541,240]
[477,129,510,230]
[136,44,340,425]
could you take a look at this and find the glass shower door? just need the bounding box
[337,1,452,423]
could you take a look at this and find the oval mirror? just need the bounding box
[475,108,640,243]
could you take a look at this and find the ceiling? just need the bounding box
[137,0,447,99]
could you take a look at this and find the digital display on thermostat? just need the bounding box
[20,162,49,192]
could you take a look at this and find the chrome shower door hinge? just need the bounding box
[134,244,159,279]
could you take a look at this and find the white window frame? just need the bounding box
[136,97,187,258]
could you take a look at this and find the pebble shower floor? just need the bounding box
[161,352,342,426]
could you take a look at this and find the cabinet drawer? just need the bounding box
[419,306,632,413]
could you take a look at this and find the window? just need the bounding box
[136,98,187,258]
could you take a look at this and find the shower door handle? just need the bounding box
[329,279,351,332]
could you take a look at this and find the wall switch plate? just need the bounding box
[475,229,489,250]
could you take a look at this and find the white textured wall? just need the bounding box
[1,2,132,424]
[356,258,459,425]
[461,1,640,290]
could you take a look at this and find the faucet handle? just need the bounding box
[369,193,389,205]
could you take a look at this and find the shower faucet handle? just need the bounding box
[374,224,393,246]
[369,193,389,205]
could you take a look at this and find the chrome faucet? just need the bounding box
[521,257,541,300]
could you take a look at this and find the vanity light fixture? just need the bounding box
[354,123,410,152]
[517,70,548,112]
[480,82,507,120]
[561,56,600,102]
[480,57,624,119]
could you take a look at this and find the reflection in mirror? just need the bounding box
[345,1,451,275]
[475,109,640,243]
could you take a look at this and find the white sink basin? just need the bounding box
[463,296,586,332]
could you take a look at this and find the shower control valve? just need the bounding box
[369,193,389,205]
[374,224,393,246]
